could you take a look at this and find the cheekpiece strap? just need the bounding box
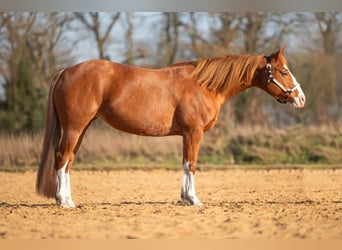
[265,56,271,64]
[265,56,273,82]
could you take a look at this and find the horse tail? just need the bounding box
[36,69,65,198]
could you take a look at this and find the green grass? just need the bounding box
[60,162,342,172]
[2,161,341,173]
[1,124,342,172]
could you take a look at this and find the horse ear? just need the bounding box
[276,47,285,59]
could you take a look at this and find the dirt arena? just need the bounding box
[0,168,341,239]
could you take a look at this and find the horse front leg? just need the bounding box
[181,129,203,206]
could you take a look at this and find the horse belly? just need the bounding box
[98,98,177,136]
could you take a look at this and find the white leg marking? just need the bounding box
[56,160,75,208]
[181,162,203,206]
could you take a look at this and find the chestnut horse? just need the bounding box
[36,47,305,207]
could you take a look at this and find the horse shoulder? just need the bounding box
[175,85,221,131]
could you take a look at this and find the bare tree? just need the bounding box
[157,12,179,66]
[0,13,74,131]
[240,13,268,53]
[0,13,73,86]
[315,12,341,55]
[124,13,135,65]
[74,12,120,60]
[28,13,74,82]
[312,13,341,123]
[185,13,242,57]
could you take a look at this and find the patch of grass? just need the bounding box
[3,162,341,173]
[1,124,342,171]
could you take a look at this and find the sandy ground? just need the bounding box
[0,168,341,239]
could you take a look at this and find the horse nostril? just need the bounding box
[300,95,306,104]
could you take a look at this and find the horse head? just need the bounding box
[255,47,306,108]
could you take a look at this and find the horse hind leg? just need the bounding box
[54,129,83,208]
[56,159,74,207]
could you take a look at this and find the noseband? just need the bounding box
[265,56,300,104]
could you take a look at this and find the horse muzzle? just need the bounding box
[291,92,306,108]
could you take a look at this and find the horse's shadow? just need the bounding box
[2,199,340,209]
[0,201,56,208]
[96,200,208,207]
[80,200,176,207]
[0,201,177,209]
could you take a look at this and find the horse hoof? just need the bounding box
[181,197,203,206]
[193,201,203,206]
[56,198,75,208]
[57,202,75,208]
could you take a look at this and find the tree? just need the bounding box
[315,12,342,123]
[185,13,242,57]
[14,46,44,131]
[74,12,120,60]
[157,13,180,66]
[315,12,340,56]
[0,13,74,132]
[290,12,342,124]
[124,13,135,65]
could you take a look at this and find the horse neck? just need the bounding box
[217,54,263,102]
[219,77,254,102]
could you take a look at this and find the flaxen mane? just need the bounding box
[190,55,263,92]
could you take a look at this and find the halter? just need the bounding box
[265,56,300,104]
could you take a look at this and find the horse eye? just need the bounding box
[280,70,288,77]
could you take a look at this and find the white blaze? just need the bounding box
[284,65,305,108]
